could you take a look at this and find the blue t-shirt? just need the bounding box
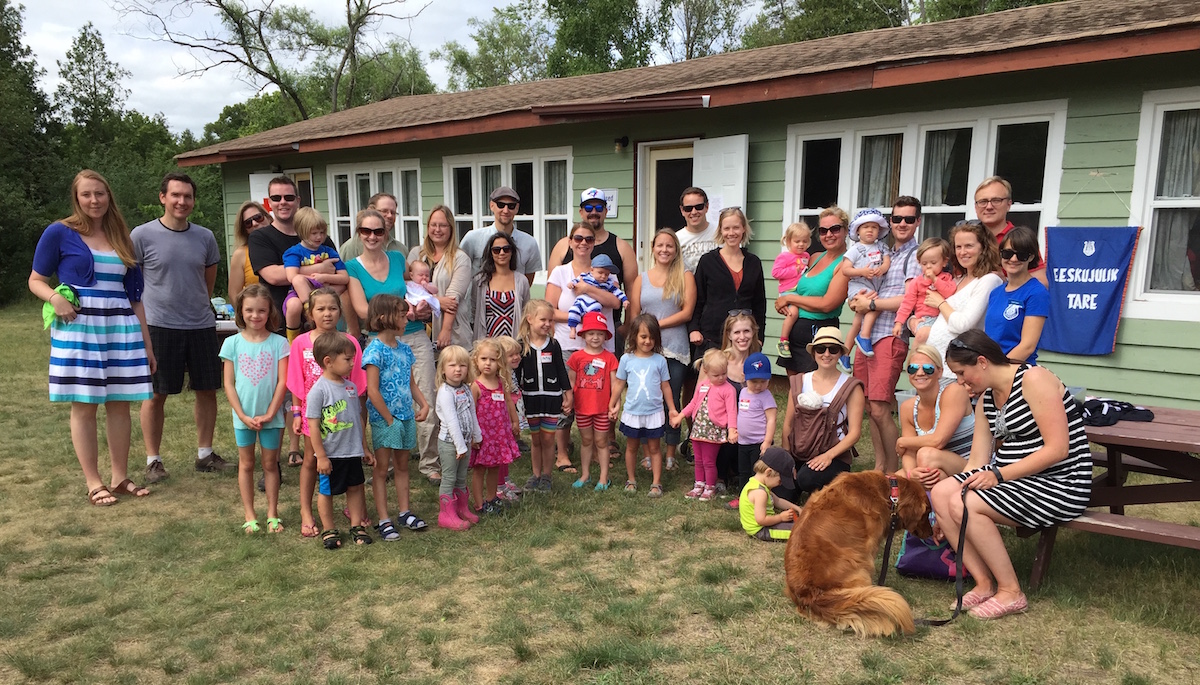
[361,336,416,423]
[615,353,671,416]
[219,332,291,430]
[345,251,424,336]
[282,243,346,271]
[985,278,1050,364]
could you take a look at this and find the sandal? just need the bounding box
[556,462,578,474]
[648,483,663,498]
[110,478,150,498]
[641,457,651,471]
[594,481,610,492]
[343,507,372,527]
[87,486,117,507]
[376,520,400,541]
[624,480,638,493]
[350,525,374,545]
[397,511,427,531]
[665,457,676,471]
[267,518,284,533]
[322,529,343,550]
[969,594,1028,620]
[287,450,304,467]
[242,520,260,534]
[300,522,320,538]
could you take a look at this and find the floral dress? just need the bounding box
[690,393,728,444]
[471,379,518,468]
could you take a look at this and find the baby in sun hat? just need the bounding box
[841,208,893,369]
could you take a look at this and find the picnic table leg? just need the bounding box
[1029,526,1058,592]
[1106,446,1126,515]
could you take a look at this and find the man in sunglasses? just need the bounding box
[547,187,638,299]
[676,186,717,273]
[459,186,543,284]
[249,176,340,320]
[846,195,925,473]
[338,193,407,264]
[974,176,1047,286]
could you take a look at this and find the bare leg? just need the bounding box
[285,299,303,333]
[317,493,335,532]
[867,399,899,473]
[471,467,485,509]
[346,486,369,528]
[485,467,499,502]
[71,403,108,498]
[237,445,258,525]
[578,426,594,482]
[861,310,879,336]
[595,430,610,485]
[104,401,133,485]
[140,394,168,457]
[195,390,217,449]
[624,437,640,485]
[372,447,393,520]
[341,290,361,338]
[916,446,967,483]
[555,425,573,468]
[392,450,411,514]
[846,313,863,346]
[646,438,663,487]
[262,446,281,522]
[300,436,317,531]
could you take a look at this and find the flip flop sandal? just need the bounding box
[322,529,343,550]
[242,520,260,534]
[349,525,374,545]
[556,463,578,474]
[301,522,320,538]
[343,507,372,526]
[87,486,118,507]
[267,518,284,533]
[110,478,150,497]
[287,450,304,467]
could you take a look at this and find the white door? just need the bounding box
[692,134,749,227]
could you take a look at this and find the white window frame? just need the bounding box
[1126,86,1200,322]
[783,100,1067,244]
[442,147,573,249]
[326,160,421,248]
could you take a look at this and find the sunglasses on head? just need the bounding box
[357,226,387,237]
[818,225,844,236]
[493,201,518,210]
[490,245,512,254]
[728,308,752,317]
[890,215,918,224]
[949,338,984,356]
[241,212,267,228]
[682,203,707,213]
[1000,248,1033,262]
[811,344,841,355]
[907,363,936,376]
[581,203,606,213]
[268,194,297,203]
[571,234,596,244]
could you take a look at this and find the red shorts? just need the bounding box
[575,413,613,432]
[853,335,908,402]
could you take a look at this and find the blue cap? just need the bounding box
[743,352,772,380]
[590,254,616,271]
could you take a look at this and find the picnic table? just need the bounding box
[1021,405,1200,590]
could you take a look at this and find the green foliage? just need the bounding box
[546,0,657,77]
[922,0,1062,22]
[202,91,302,145]
[433,1,552,91]
[742,0,906,49]
[657,0,750,61]
[54,21,131,135]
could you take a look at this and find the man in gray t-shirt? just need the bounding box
[131,173,226,484]
[458,186,543,284]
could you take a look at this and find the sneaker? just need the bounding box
[714,482,728,497]
[777,340,792,359]
[504,478,522,496]
[195,452,231,472]
[727,498,739,510]
[518,440,531,455]
[838,355,853,373]
[524,475,542,492]
[145,460,169,483]
[257,463,282,492]
[684,482,705,499]
[699,487,716,502]
[481,498,504,515]
[498,485,521,502]
[537,474,552,492]
[855,335,875,357]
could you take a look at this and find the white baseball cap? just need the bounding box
[580,188,607,207]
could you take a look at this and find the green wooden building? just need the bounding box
[178,0,1200,408]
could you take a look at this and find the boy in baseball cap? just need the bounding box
[733,352,778,501]
[739,446,802,541]
[566,253,628,339]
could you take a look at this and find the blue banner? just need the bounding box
[1041,226,1140,356]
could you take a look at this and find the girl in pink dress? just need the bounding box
[470,339,519,515]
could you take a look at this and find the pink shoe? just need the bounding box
[437,493,470,531]
[969,593,1028,620]
[454,488,480,524]
[684,482,704,499]
[955,589,996,611]
[699,487,716,502]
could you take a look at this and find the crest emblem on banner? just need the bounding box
[1083,240,1096,257]
[1003,302,1022,320]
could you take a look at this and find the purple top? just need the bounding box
[32,222,143,301]
[737,387,777,445]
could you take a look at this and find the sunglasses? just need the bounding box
[890,215,918,224]
[728,308,752,317]
[682,203,707,213]
[268,194,297,203]
[357,227,387,237]
[811,344,841,355]
[949,338,985,356]
[581,203,606,213]
[817,225,844,236]
[490,245,513,254]
[571,235,596,244]
[1000,248,1033,262]
[241,212,267,228]
[493,201,518,210]
[907,363,936,375]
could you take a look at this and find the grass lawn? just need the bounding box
[1,300,1198,684]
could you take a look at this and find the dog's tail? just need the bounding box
[801,585,915,637]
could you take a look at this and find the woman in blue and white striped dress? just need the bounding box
[931,329,1091,620]
[29,170,155,507]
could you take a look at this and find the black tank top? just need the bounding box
[561,230,626,286]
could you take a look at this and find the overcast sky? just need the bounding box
[21,0,500,135]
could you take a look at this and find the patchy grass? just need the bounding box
[1,300,1199,683]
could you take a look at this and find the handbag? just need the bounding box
[894,532,972,581]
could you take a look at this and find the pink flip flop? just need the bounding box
[969,593,1028,620]
[300,522,320,538]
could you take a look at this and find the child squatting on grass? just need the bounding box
[363,294,431,541]
[739,449,803,541]
[609,313,679,497]
[433,345,481,530]
[567,311,619,491]
[306,332,375,550]
[219,284,290,534]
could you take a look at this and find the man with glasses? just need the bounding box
[974,176,1047,285]
[460,186,543,284]
[676,186,718,272]
[338,193,407,263]
[847,196,924,473]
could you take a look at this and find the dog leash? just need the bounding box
[877,478,970,627]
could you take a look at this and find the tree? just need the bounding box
[921,0,1061,23]
[432,1,552,91]
[657,0,749,62]
[742,0,905,48]
[55,22,131,135]
[545,0,657,77]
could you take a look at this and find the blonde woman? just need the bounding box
[410,204,472,349]
[688,207,767,354]
[924,221,1004,380]
[774,206,852,375]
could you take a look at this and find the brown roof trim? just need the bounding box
[532,95,709,116]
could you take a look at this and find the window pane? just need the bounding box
[401,170,419,216]
[482,164,502,201]
[994,122,1049,204]
[545,160,567,214]
[801,138,840,210]
[337,220,351,244]
[1155,109,1200,199]
[922,213,966,241]
[377,171,394,197]
[335,175,350,218]
[859,134,902,208]
[404,220,420,250]
[355,172,371,213]
[922,128,971,206]
[546,219,568,247]
[1149,208,1200,292]
[1007,211,1041,231]
[452,167,472,216]
[511,163,534,216]
[515,219,534,237]
[456,220,473,240]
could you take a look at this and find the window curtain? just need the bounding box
[1150,109,1200,291]
[922,130,960,206]
[859,134,902,209]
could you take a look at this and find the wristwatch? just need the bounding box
[868,300,876,312]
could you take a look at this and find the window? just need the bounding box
[327,161,420,247]
[783,101,1066,244]
[1127,87,1200,321]
[443,147,572,249]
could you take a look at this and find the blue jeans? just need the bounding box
[663,358,687,446]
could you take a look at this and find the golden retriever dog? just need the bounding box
[784,470,933,637]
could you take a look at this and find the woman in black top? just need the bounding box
[688,207,767,354]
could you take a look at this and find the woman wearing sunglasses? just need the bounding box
[472,231,530,339]
[895,345,974,489]
[924,221,1003,380]
[229,200,270,297]
[984,226,1048,365]
[774,207,852,376]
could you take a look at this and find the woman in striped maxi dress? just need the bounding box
[931,329,1091,620]
[29,170,155,507]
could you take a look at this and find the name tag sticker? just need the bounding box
[699,386,708,394]
[492,392,505,402]
[592,359,606,369]
[540,353,552,364]
[739,400,751,411]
